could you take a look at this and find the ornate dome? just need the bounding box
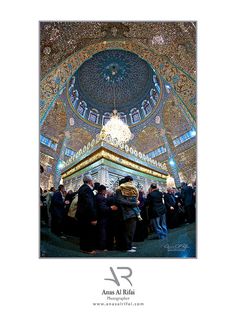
[67,49,162,126]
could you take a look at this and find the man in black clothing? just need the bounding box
[181,182,195,223]
[95,185,118,250]
[134,190,148,242]
[76,174,97,254]
[51,185,67,237]
[173,187,185,225]
[146,184,167,239]
[106,190,127,251]
[164,188,179,228]
[63,190,78,236]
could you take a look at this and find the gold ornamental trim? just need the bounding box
[61,147,168,180]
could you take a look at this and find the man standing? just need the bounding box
[45,187,55,227]
[106,189,127,251]
[181,182,195,223]
[76,174,97,254]
[95,185,118,251]
[51,185,68,238]
[164,188,179,229]
[116,176,140,253]
[146,183,168,239]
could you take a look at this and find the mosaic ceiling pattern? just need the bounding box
[40,99,66,142]
[132,126,164,154]
[175,146,196,183]
[66,128,93,152]
[163,98,192,140]
[40,22,196,79]
[75,49,155,111]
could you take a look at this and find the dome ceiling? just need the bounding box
[67,49,162,126]
[75,49,155,111]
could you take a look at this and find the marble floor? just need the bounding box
[40,222,196,258]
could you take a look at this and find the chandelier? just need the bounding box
[100,74,132,145]
[100,109,132,144]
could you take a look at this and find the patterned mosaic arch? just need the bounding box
[40,40,196,128]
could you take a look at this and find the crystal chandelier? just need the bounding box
[100,109,132,144]
[100,75,132,145]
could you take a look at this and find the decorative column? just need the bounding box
[53,130,70,188]
[159,125,181,188]
[157,89,183,188]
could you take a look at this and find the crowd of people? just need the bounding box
[40,175,196,255]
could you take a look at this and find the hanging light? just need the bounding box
[57,160,65,170]
[100,109,132,144]
[100,76,131,145]
[169,158,175,166]
[190,129,196,137]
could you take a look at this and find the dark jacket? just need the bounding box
[106,195,124,222]
[115,190,137,220]
[146,189,166,218]
[65,191,77,204]
[164,192,176,210]
[95,193,111,220]
[181,185,194,207]
[51,191,66,219]
[76,184,96,222]
[174,191,183,205]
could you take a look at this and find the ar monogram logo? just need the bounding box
[104,267,133,286]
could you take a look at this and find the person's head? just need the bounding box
[150,183,158,191]
[97,185,106,196]
[58,184,65,193]
[93,182,101,191]
[67,190,73,195]
[181,182,186,188]
[167,187,172,193]
[124,175,133,182]
[119,178,126,185]
[43,190,47,193]
[83,174,94,188]
[50,187,55,192]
